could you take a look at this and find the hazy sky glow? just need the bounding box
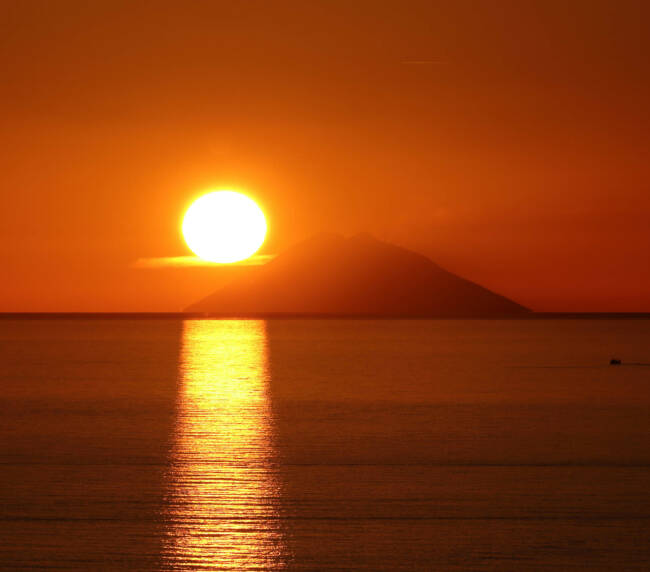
[1,1,649,311]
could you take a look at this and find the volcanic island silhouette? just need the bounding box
[186,233,529,317]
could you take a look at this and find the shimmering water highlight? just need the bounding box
[162,320,286,569]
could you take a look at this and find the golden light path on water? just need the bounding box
[163,320,286,570]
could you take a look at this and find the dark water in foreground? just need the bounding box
[1,319,649,570]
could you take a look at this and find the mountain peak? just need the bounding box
[349,231,378,242]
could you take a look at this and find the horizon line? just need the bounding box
[0,312,649,320]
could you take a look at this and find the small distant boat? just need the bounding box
[610,358,622,365]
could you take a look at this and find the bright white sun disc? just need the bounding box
[182,191,267,263]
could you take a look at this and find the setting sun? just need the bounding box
[182,191,267,263]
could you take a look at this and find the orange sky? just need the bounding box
[1,1,649,312]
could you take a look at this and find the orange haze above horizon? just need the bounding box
[1,1,649,312]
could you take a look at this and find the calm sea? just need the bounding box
[1,318,649,570]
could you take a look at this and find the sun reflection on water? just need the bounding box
[163,320,286,570]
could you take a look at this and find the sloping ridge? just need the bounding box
[186,233,530,316]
